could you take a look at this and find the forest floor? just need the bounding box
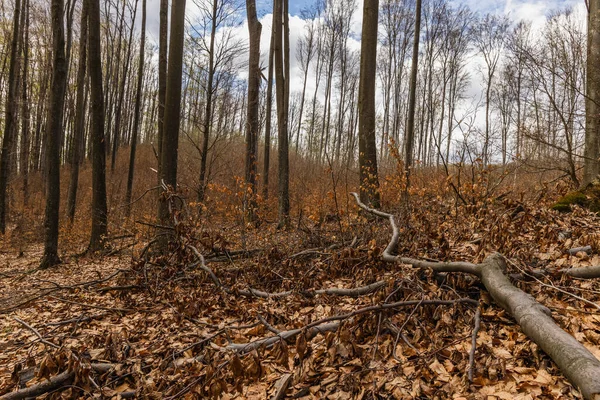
[1,188,600,399]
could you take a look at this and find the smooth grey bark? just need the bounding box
[585,0,600,186]
[158,0,186,235]
[357,0,380,207]
[245,0,261,221]
[404,0,421,192]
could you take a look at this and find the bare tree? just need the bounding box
[472,14,508,166]
[245,0,261,221]
[0,0,21,234]
[158,0,186,234]
[585,0,600,185]
[125,0,146,217]
[88,0,108,252]
[40,0,68,268]
[357,0,380,207]
[67,0,89,222]
[274,0,290,227]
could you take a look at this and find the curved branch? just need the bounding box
[351,192,479,275]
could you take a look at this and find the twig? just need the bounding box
[228,298,477,354]
[13,317,60,349]
[258,314,281,334]
[468,307,481,382]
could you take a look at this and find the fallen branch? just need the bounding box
[227,298,476,354]
[352,192,600,399]
[271,373,293,400]
[13,317,59,349]
[186,244,385,299]
[0,363,115,400]
[468,307,481,382]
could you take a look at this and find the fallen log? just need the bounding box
[351,192,600,400]
[1,363,115,400]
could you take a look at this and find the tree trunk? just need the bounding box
[245,0,261,222]
[67,0,88,223]
[19,0,30,207]
[585,0,600,186]
[0,0,21,234]
[357,0,380,208]
[262,19,275,201]
[40,0,68,269]
[158,0,186,236]
[404,0,422,192]
[157,0,168,178]
[125,0,146,217]
[274,0,290,227]
[197,0,218,203]
[87,0,108,252]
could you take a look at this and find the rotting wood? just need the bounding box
[352,192,600,400]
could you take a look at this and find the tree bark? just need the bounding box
[357,0,380,208]
[585,0,600,186]
[245,0,261,222]
[40,0,68,268]
[157,0,168,179]
[87,0,108,252]
[274,0,290,227]
[125,0,146,217]
[404,0,421,193]
[158,0,186,235]
[0,0,21,234]
[67,0,88,223]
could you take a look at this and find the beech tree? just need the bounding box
[585,0,600,185]
[40,0,68,268]
[125,0,146,217]
[245,0,261,221]
[0,0,21,234]
[67,0,88,222]
[88,0,108,252]
[158,0,186,231]
[274,0,290,227]
[357,0,380,207]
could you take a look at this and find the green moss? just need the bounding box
[551,202,573,212]
[551,191,588,212]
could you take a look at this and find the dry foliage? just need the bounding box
[1,147,599,399]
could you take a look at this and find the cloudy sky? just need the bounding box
[139,0,587,110]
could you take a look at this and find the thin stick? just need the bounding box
[13,317,60,349]
[468,307,481,382]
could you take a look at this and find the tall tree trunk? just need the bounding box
[0,0,21,234]
[274,0,290,227]
[262,20,275,201]
[158,0,186,238]
[245,0,261,222]
[125,0,146,217]
[585,0,600,186]
[111,0,138,172]
[88,0,108,252]
[357,0,380,207]
[404,0,422,193]
[197,0,218,203]
[19,0,30,207]
[157,0,168,178]
[67,0,88,223]
[40,0,68,268]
